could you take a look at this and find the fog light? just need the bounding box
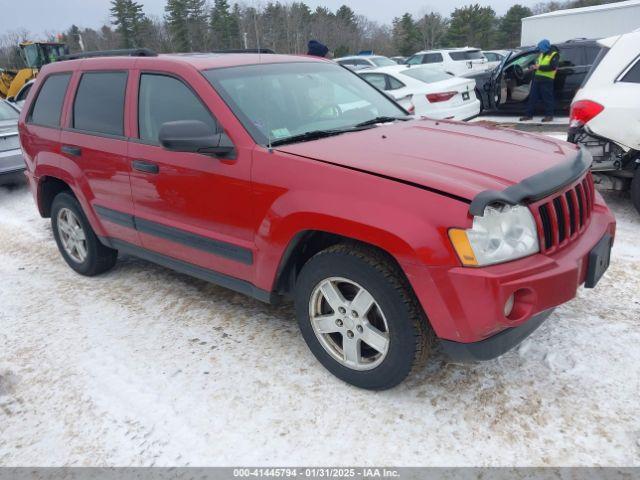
[504,294,515,317]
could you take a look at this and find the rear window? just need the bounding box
[73,72,127,136]
[449,50,484,61]
[28,73,71,127]
[0,101,18,121]
[400,69,453,83]
[370,57,396,67]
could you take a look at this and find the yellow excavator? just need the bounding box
[0,41,68,100]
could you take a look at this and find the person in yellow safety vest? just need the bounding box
[520,39,560,122]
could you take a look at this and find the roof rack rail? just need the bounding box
[210,48,276,54]
[58,48,158,61]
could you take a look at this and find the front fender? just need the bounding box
[250,149,471,291]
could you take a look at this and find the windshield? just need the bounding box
[204,62,406,145]
[0,102,18,121]
[370,57,397,67]
[449,50,484,61]
[400,68,453,83]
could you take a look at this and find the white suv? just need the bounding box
[405,48,489,76]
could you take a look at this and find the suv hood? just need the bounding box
[275,118,578,203]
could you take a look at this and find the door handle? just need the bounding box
[132,159,159,174]
[61,145,82,156]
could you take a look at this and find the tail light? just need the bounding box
[426,91,457,103]
[570,100,604,128]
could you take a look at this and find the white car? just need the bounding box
[335,55,398,71]
[404,47,490,76]
[482,50,510,70]
[358,65,480,121]
[569,29,640,213]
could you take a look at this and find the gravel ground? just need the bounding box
[0,177,639,467]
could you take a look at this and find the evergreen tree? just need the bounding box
[392,13,420,56]
[210,0,240,50]
[187,0,209,51]
[110,0,146,48]
[446,4,497,49]
[499,5,533,48]
[165,0,191,52]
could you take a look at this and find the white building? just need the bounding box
[521,0,640,46]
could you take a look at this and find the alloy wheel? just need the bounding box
[309,277,390,371]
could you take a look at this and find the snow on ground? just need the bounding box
[1,154,639,467]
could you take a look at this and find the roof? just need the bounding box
[523,0,640,20]
[335,55,387,61]
[50,52,325,72]
[414,47,481,54]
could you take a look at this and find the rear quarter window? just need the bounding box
[28,73,71,128]
[73,71,127,136]
[620,57,640,84]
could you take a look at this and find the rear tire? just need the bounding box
[294,243,433,390]
[51,192,118,276]
[632,168,640,215]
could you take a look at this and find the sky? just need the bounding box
[3,0,542,37]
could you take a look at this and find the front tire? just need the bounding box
[632,168,640,215]
[51,192,118,276]
[294,244,432,390]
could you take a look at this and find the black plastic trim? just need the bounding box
[94,205,135,229]
[135,218,253,265]
[94,205,253,264]
[100,237,272,303]
[469,149,593,216]
[439,309,554,362]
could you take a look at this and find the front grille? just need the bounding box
[531,172,595,254]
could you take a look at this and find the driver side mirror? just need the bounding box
[158,120,235,159]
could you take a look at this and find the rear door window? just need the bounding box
[28,73,71,127]
[387,76,405,90]
[73,72,127,136]
[423,53,443,64]
[360,73,387,90]
[138,73,219,144]
[449,50,484,61]
[558,47,584,67]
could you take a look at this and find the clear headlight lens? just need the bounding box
[449,204,540,266]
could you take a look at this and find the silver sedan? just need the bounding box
[0,100,25,185]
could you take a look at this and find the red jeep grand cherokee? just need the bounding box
[18,50,615,390]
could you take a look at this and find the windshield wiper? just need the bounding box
[270,126,368,147]
[354,116,410,128]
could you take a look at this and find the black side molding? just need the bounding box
[94,205,253,264]
[439,309,553,362]
[100,237,273,304]
[94,205,135,229]
[469,149,592,216]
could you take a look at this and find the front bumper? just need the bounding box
[440,309,553,362]
[403,198,616,347]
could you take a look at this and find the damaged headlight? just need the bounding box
[449,204,540,266]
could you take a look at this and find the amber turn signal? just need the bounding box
[448,229,479,266]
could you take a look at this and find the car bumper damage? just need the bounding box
[405,148,616,361]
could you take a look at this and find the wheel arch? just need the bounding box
[272,229,414,299]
